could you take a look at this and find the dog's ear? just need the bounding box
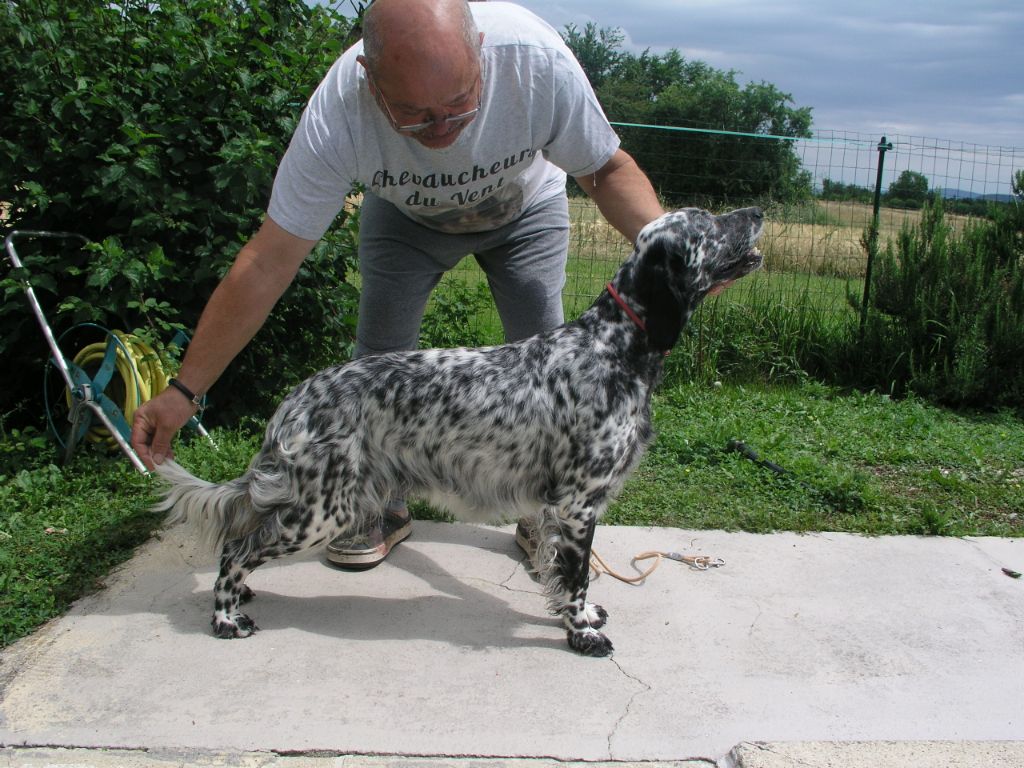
[634,237,685,352]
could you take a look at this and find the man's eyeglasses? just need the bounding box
[369,71,482,136]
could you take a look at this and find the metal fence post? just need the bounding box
[860,136,894,335]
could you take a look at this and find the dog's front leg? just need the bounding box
[540,508,613,657]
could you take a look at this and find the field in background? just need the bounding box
[762,199,974,278]
[429,196,951,344]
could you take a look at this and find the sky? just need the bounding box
[320,0,1023,194]
[511,0,1024,150]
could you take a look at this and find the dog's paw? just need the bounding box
[584,602,609,629]
[211,612,259,639]
[567,628,614,657]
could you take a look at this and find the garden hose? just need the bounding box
[67,332,170,448]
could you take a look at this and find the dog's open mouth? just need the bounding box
[718,244,763,282]
[744,245,764,273]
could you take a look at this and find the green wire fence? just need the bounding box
[431,125,1022,349]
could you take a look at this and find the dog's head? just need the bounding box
[621,207,764,352]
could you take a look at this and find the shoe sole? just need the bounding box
[326,520,413,570]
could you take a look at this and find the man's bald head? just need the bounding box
[361,0,480,75]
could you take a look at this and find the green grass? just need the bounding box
[0,433,159,646]
[2,381,1021,649]
[611,382,1024,536]
[0,425,262,648]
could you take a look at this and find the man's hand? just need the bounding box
[130,389,199,470]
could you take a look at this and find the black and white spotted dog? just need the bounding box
[156,207,764,656]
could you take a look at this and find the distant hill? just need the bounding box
[935,187,1014,203]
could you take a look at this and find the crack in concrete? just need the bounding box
[605,656,653,760]
[451,556,541,596]
[747,599,764,637]
[498,556,544,594]
[603,662,719,765]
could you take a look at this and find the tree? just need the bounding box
[821,178,872,203]
[562,24,813,204]
[887,171,930,207]
[561,22,624,90]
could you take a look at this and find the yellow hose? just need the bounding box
[67,332,171,448]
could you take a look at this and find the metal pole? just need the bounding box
[860,136,893,335]
[4,231,151,474]
[4,231,88,395]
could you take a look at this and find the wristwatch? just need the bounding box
[167,377,205,412]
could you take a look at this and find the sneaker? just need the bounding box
[326,508,412,570]
[515,518,538,564]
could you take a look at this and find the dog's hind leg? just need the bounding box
[210,505,330,638]
[538,505,613,657]
[211,536,265,639]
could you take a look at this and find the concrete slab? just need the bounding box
[0,747,706,767]
[730,740,1024,767]
[0,523,1021,765]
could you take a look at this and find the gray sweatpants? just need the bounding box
[354,192,570,358]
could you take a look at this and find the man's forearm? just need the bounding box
[174,218,315,396]
[576,149,664,244]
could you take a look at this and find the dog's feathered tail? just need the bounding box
[153,460,268,556]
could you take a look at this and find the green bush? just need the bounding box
[1,0,360,426]
[419,281,495,349]
[851,195,1024,406]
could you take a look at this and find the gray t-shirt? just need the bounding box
[267,1,620,238]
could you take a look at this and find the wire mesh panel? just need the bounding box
[433,126,1022,347]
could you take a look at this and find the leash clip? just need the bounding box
[665,552,725,570]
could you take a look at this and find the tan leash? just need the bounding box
[589,549,725,584]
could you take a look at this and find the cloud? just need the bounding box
[513,0,1024,152]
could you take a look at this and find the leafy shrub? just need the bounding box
[850,195,1024,406]
[419,281,495,349]
[1,0,360,426]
